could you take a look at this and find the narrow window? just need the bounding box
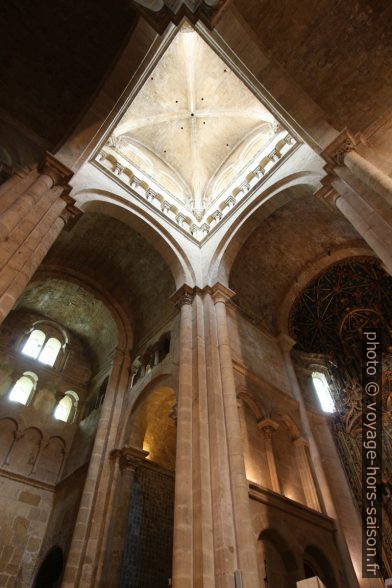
[54,391,78,423]
[22,329,45,359]
[9,372,38,405]
[54,395,73,422]
[39,337,61,366]
[312,372,335,413]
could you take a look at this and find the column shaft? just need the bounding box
[0,216,65,323]
[213,291,260,588]
[262,430,281,494]
[193,292,215,587]
[293,438,320,511]
[0,173,54,241]
[172,294,194,588]
[332,180,392,274]
[62,349,131,587]
[205,293,237,585]
[344,149,392,207]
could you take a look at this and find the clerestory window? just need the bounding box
[9,371,38,405]
[22,329,62,367]
[312,372,335,413]
[54,391,79,423]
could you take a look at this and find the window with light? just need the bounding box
[9,372,38,405]
[54,391,79,423]
[22,329,45,359]
[312,372,335,413]
[22,329,62,367]
[39,338,62,366]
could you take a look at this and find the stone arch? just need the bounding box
[10,426,43,476]
[32,266,132,352]
[0,417,18,465]
[123,374,177,471]
[277,248,376,337]
[302,544,338,587]
[33,545,64,588]
[274,412,301,440]
[258,528,299,588]
[73,192,196,288]
[208,178,320,286]
[35,436,66,483]
[237,389,266,421]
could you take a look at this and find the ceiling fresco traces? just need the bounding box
[16,278,117,369]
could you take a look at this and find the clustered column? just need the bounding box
[319,131,392,274]
[62,347,131,587]
[211,283,260,587]
[322,130,392,207]
[0,153,81,325]
[171,284,262,587]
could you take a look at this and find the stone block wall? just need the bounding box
[228,308,290,395]
[0,477,53,587]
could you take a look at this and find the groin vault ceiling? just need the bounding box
[96,22,297,234]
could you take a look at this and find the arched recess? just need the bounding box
[123,374,177,471]
[302,544,338,587]
[237,389,266,422]
[73,191,196,288]
[237,389,269,487]
[258,528,299,588]
[277,248,376,337]
[0,417,17,464]
[33,545,64,588]
[208,177,320,286]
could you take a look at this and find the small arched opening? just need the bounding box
[33,546,64,588]
[258,528,299,588]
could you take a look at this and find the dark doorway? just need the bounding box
[33,546,64,588]
[304,560,317,578]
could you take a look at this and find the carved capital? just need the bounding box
[171,284,195,309]
[314,185,341,209]
[110,445,149,471]
[257,418,279,439]
[210,282,235,304]
[292,436,308,449]
[60,193,83,231]
[321,129,357,167]
[40,153,73,186]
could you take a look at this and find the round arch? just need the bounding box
[207,177,319,286]
[73,191,196,288]
[277,249,376,337]
[258,528,299,587]
[33,545,64,588]
[122,372,177,444]
[32,266,133,352]
[123,376,177,471]
[302,544,338,587]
